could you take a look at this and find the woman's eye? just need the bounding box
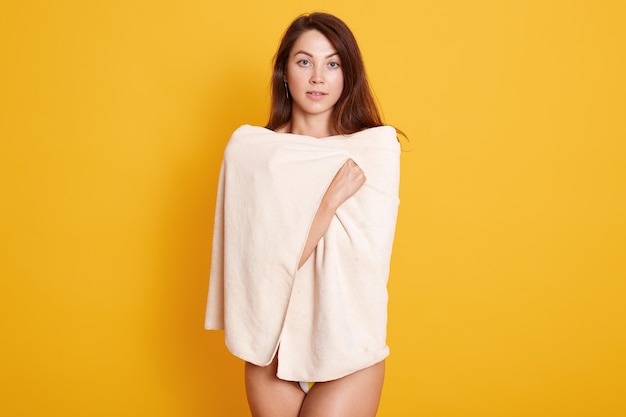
[329,61,340,68]
[298,59,310,66]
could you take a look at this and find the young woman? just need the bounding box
[206,12,401,417]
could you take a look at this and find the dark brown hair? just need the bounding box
[265,13,383,135]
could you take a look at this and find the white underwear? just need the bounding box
[298,381,314,393]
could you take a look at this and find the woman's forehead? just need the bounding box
[290,30,338,57]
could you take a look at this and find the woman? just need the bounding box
[205,12,400,417]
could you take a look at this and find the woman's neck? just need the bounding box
[286,114,336,138]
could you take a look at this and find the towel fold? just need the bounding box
[205,124,400,382]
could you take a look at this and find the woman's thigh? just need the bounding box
[298,361,385,417]
[245,357,306,417]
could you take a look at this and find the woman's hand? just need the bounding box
[324,159,366,210]
[298,159,365,269]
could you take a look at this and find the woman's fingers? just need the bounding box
[326,159,366,208]
[345,159,366,185]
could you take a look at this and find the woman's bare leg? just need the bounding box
[245,355,306,417]
[298,361,385,417]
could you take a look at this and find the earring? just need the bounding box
[284,81,290,100]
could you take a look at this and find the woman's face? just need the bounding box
[285,30,344,124]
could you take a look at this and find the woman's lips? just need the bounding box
[306,91,327,100]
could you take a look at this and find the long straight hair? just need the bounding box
[266,13,383,135]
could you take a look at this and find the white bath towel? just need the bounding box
[205,124,400,382]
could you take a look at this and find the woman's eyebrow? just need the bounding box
[293,50,339,59]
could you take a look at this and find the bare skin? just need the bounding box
[245,356,305,417]
[298,158,365,268]
[298,361,385,417]
[246,355,385,417]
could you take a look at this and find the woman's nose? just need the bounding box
[310,68,324,84]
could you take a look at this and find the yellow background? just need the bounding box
[1,0,625,416]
